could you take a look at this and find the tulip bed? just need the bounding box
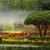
[2,38,50,43]
[0,30,50,45]
[0,31,50,37]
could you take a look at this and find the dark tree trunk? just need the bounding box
[38,26,42,37]
[44,25,48,37]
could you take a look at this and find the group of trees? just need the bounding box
[24,11,50,37]
[0,0,50,10]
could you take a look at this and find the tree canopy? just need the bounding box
[24,11,50,25]
[0,0,50,10]
[24,11,50,37]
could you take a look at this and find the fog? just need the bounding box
[0,2,34,24]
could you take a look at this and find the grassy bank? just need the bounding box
[0,46,50,50]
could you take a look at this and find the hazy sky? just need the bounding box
[0,10,32,24]
[0,2,33,24]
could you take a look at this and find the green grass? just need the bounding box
[0,46,50,50]
[3,37,26,39]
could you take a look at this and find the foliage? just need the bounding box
[24,11,50,37]
[0,47,50,50]
[0,0,50,10]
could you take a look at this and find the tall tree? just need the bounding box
[24,11,50,37]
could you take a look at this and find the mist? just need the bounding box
[0,10,33,24]
[0,3,33,24]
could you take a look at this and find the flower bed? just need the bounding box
[0,31,50,44]
[0,31,50,37]
[2,38,50,43]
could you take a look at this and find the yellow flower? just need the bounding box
[15,39,19,42]
[5,39,8,42]
[23,39,29,42]
[48,41,50,43]
[36,40,42,43]
[2,39,6,41]
[11,39,16,42]
[29,40,31,42]
[19,39,24,42]
[32,40,35,43]
[42,40,48,43]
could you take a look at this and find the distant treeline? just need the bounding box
[0,0,50,10]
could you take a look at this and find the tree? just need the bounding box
[0,0,50,10]
[24,11,50,37]
[46,2,50,10]
[0,0,39,10]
